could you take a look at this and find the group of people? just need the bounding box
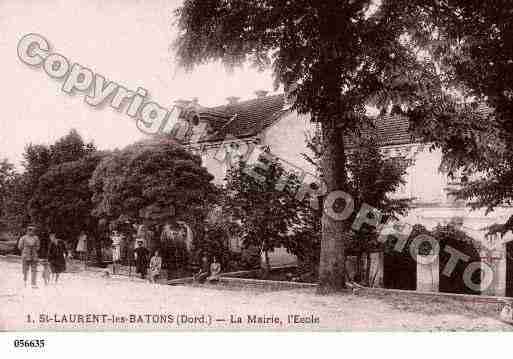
[193,255,221,283]
[18,225,67,288]
[17,219,224,288]
[132,241,163,283]
[114,223,223,284]
[109,221,192,281]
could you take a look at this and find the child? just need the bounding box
[149,250,162,283]
[193,255,210,283]
[207,256,221,283]
[41,259,51,286]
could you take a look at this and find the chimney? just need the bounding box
[255,90,268,98]
[226,96,240,105]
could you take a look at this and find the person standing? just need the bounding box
[18,225,40,288]
[111,230,123,274]
[149,250,162,283]
[76,231,88,262]
[47,232,67,284]
[134,240,149,279]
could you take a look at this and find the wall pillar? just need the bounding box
[369,252,384,288]
[490,246,507,297]
[416,252,439,292]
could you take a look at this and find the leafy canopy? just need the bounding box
[2,130,97,235]
[90,139,218,228]
[29,153,106,241]
[405,1,513,231]
[175,0,437,128]
[223,150,304,256]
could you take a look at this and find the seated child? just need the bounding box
[149,250,162,283]
[193,255,210,283]
[207,256,221,282]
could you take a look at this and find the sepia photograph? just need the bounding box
[1,0,513,355]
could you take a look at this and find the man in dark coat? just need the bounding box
[134,240,150,279]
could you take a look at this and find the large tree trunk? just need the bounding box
[318,119,350,292]
[260,241,271,279]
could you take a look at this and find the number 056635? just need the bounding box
[13,339,45,349]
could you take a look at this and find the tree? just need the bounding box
[0,159,16,227]
[346,136,410,283]
[29,153,106,247]
[0,159,26,238]
[406,1,513,233]
[49,129,96,166]
[4,130,98,235]
[223,150,305,275]
[1,173,31,235]
[90,139,218,233]
[299,133,410,283]
[174,0,439,290]
[193,222,232,271]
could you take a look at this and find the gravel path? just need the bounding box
[1,260,511,331]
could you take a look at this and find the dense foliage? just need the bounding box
[406,1,513,233]
[301,133,410,283]
[0,159,16,230]
[29,152,106,242]
[174,0,442,290]
[2,130,97,236]
[90,139,218,233]
[224,150,306,272]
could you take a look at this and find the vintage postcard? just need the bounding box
[1,0,513,349]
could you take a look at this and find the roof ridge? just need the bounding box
[208,93,284,111]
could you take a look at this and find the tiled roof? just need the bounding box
[199,94,286,141]
[198,94,416,147]
[358,114,416,147]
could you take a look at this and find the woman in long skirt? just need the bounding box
[75,231,87,261]
[47,232,67,283]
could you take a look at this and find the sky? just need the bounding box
[0,0,276,168]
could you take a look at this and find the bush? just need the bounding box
[238,245,262,270]
[192,223,232,270]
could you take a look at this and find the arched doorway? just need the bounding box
[434,226,482,295]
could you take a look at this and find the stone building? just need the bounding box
[177,92,513,296]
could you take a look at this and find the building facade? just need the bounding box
[180,93,513,296]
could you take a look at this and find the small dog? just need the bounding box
[42,260,51,286]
